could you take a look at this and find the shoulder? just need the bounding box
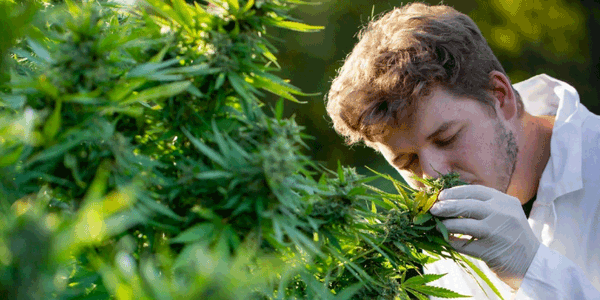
[513,74,578,117]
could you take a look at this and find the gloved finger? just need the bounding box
[430,199,493,219]
[438,185,497,201]
[440,218,490,239]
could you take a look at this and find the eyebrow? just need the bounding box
[426,120,459,141]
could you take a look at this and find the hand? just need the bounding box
[429,185,541,290]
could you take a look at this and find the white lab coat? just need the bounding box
[424,74,600,299]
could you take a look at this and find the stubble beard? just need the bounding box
[494,119,519,193]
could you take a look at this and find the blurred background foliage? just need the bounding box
[0,0,596,299]
[0,1,483,299]
[266,0,599,187]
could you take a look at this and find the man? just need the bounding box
[326,3,600,299]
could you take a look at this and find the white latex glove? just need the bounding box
[429,185,541,290]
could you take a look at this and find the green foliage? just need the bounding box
[0,0,497,299]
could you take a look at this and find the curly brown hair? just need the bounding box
[326,2,523,146]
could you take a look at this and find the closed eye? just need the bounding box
[434,127,463,148]
[435,135,457,147]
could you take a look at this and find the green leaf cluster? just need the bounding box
[0,1,499,299]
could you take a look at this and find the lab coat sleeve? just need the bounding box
[514,245,600,299]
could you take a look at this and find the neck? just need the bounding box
[506,113,555,204]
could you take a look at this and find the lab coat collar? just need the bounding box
[513,74,584,205]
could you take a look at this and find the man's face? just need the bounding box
[372,86,518,192]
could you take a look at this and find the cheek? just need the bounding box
[465,126,496,157]
[452,131,493,171]
[449,144,476,175]
[450,136,474,162]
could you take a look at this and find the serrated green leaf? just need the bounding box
[63,90,102,104]
[458,254,505,300]
[264,19,324,32]
[171,223,214,244]
[127,58,179,78]
[407,289,429,300]
[408,285,470,298]
[240,0,254,13]
[436,218,450,242]
[251,74,307,103]
[283,223,322,256]
[275,98,284,121]
[337,160,345,184]
[108,79,146,102]
[365,197,395,210]
[168,64,221,76]
[356,175,380,185]
[215,72,226,89]
[226,0,240,10]
[138,193,184,221]
[256,42,279,67]
[145,73,185,81]
[397,290,411,300]
[43,100,62,142]
[326,245,377,285]
[0,144,24,167]
[24,134,87,167]
[195,170,232,180]
[144,0,186,25]
[412,213,432,225]
[333,282,364,300]
[27,39,53,64]
[348,186,367,197]
[413,191,427,213]
[187,84,205,98]
[182,127,227,168]
[322,230,342,251]
[37,75,59,99]
[402,274,445,287]
[359,233,396,268]
[393,241,414,258]
[211,119,231,158]
[300,271,335,300]
[172,0,194,27]
[318,172,328,186]
[365,185,407,210]
[149,42,172,63]
[121,81,191,104]
[421,192,439,214]
[228,72,256,115]
[0,93,26,110]
[64,153,86,188]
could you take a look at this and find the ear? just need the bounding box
[489,70,518,121]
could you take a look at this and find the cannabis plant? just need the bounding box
[0,0,500,299]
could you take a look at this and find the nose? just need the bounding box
[418,148,451,180]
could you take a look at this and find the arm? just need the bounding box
[514,245,600,299]
[430,185,600,298]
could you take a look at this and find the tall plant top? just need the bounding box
[0,1,500,299]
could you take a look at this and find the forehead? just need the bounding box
[372,87,488,150]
